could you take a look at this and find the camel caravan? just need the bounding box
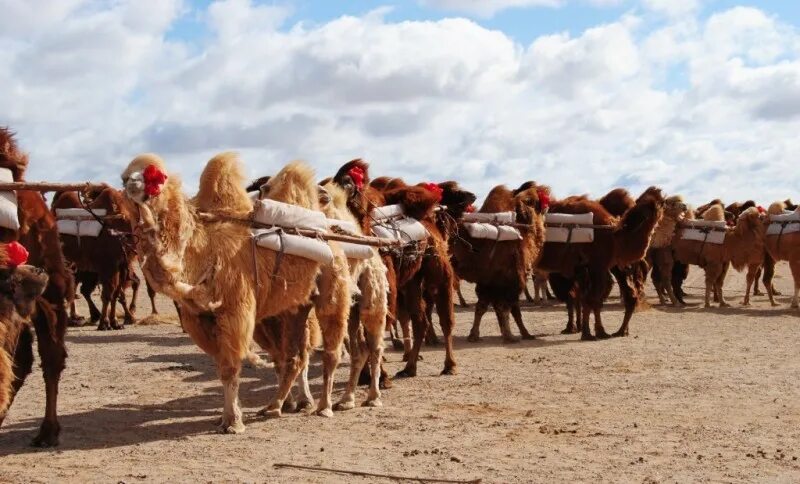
[1,125,800,446]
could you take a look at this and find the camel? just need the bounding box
[0,243,49,418]
[673,205,765,308]
[367,178,459,377]
[524,270,553,305]
[451,181,546,343]
[537,188,664,340]
[122,152,328,433]
[763,202,800,309]
[51,188,139,329]
[647,195,689,306]
[0,127,74,447]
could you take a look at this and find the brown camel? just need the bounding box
[0,128,74,447]
[451,181,546,343]
[537,188,664,340]
[647,195,689,306]
[763,202,800,308]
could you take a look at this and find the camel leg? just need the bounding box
[511,302,535,340]
[523,282,535,303]
[423,293,440,346]
[395,283,427,378]
[117,286,135,327]
[80,274,101,324]
[315,314,345,418]
[146,279,159,315]
[398,312,413,361]
[575,268,596,341]
[107,273,123,330]
[561,289,578,334]
[128,270,140,318]
[763,255,781,300]
[217,362,245,434]
[717,263,730,307]
[363,318,385,403]
[31,300,67,447]
[434,284,457,375]
[97,276,113,331]
[704,268,714,308]
[260,304,312,418]
[0,326,34,429]
[335,307,370,411]
[455,278,469,307]
[611,266,636,337]
[467,297,490,342]
[273,363,297,414]
[789,261,800,309]
[297,362,314,411]
[753,266,763,296]
[742,264,758,306]
[494,303,518,343]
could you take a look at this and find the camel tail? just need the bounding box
[244,348,269,369]
[196,152,253,213]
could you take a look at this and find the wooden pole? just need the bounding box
[196,212,403,248]
[0,182,109,192]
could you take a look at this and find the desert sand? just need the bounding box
[1,264,799,483]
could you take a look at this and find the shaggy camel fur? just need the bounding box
[537,188,664,340]
[647,195,689,306]
[725,200,780,302]
[123,152,326,433]
[51,189,139,329]
[319,182,388,410]
[451,182,546,343]
[673,205,766,308]
[368,179,459,377]
[0,251,49,418]
[0,128,74,447]
[763,202,800,309]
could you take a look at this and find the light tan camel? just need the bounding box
[764,203,800,308]
[122,153,325,433]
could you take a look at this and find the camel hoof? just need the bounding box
[281,400,298,413]
[466,333,481,343]
[425,337,441,346]
[315,408,334,418]
[612,330,628,338]
[257,407,282,419]
[391,338,405,351]
[502,335,520,344]
[440,366,458,376]
[792,302,799,309]
[596,332,612,340]
[363,398,383,408]
[334,400,356,411]
[581,334,597,342]
[719,302,731,308]
[395,368,417,379]
[96,324,109,331]
[217,420,245,434]
[67,316,86,327]
[297,400,314,413]
[380,375,393,389]
[741,301,751,307]
[561,327,578,335]
[31,427,60,448]
[521,333,537,340]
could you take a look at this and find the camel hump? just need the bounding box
[196,152,252,213]
[263,161,319,209]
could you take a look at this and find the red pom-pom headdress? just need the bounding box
[422,183,443,203]
[347,166,365,191]
[537,189,550,212]
[143,164,168,197]
[465,204,476,213]
[7,241,28,267]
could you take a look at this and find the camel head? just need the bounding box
[246,176,272,199]
[512,181,550,224]
[260,161,319,210]
[121,153,170,207]
[0,127,29,181]
[332,159,370,200]
[437,181,477,219]
[664,195,689,219]
[0,242,47,318]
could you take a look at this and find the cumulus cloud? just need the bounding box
[1,0,800,206]
[419,0,562,18]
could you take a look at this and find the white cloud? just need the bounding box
[1,0,800,206]
[419,0,562,18]
[642,0,699,18]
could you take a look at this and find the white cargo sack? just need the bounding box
[253,199,328,232]
[463,223,521,241]
[326,218,359,234]
[767,210,800,236]
[372,217,429,242]
[55,208,107,238]
[252,228,333,265]
[370,204,404,222]
[681,220,726,245]
[338,242,375,260]
[462,211,516,224]
[545,213,594,243]
[0,168,19,231]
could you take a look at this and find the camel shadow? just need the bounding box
[652,300,799,318]
[0,346,352,455]
[66,330,190,347]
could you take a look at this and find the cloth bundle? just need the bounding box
[0,168,19,231]
[767,210,800,236]
[680,219,726,245]
[545,213,594,243]
[370,204,429,243]
[55,208,107,237]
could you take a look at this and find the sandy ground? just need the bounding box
[0,263,799,483]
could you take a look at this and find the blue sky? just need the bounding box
[3,0,800,204]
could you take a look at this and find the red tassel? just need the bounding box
[465,204,476,213]
[537,189,550,211]
[348,166,365,190]
[422,183,443,203]
[143,165,168,197]
[7,241,29,267]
